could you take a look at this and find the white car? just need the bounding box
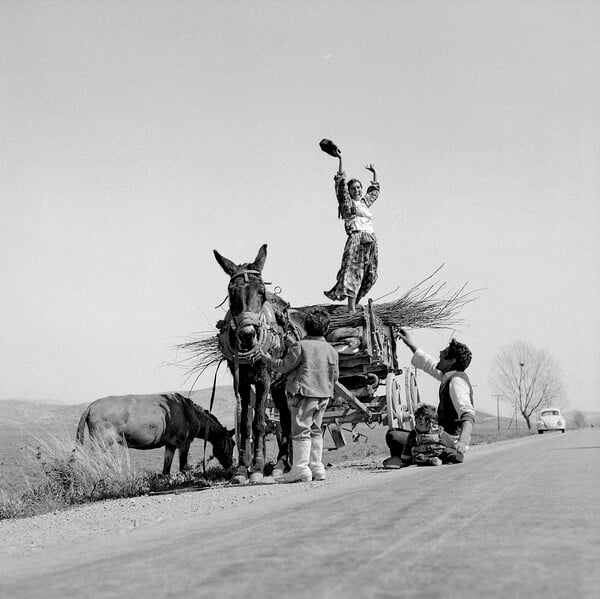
[537,408,565,434]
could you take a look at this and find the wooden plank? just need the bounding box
[327,423,347,448]
[363,304,373,358]
[334,382,372,420]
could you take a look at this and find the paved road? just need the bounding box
[2,429,599,598]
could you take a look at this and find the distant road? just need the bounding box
[2,429,599,598]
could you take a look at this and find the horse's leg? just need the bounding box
[178,441,191,471]
[272,381,291,476]
[231,380,252,485]
[163,444,176,475]
[249,379,269,484]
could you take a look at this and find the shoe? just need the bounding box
[430,457,442,466]
[275,439,312,483]
[274,469,312,483]
[383,456,404,469]
[309,437,327,481]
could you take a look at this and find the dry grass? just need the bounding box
[0,434,233,521]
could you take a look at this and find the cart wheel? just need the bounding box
[403,369,417,430]
[385,373,401,430]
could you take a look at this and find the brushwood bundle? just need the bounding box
[175,266,479,378]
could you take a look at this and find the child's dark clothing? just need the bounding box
[401,425,463,465]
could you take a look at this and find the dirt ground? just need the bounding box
[0,453,384,557]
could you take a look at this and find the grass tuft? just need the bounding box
[0,435,233,521]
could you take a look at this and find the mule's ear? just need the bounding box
[214,250,237,276]
[253,244,268,272]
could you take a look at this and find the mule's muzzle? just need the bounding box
[237,325,258,352]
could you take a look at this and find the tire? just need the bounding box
[385,373,401,431]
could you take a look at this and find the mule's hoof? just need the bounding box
[231,475,248,485]
[271,467,284,478]
[249,471,264,484]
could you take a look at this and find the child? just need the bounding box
[401,404,463,466]
[259,308,339,483]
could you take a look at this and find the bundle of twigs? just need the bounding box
[174,266,480,378]
[171,337,224,381]
[297,265,479,330]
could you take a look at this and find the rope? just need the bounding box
[202,358,225,474]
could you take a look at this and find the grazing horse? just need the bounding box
[214,244,293,484]
[76,393,235,475]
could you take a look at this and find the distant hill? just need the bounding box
[2,393,597,432]
[0,387,237,429]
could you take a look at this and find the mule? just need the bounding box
[76,393,235,475]
[214,244,293,484]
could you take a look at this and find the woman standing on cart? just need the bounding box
[323,144,380,313]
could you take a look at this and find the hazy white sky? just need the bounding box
[1,1,599,417]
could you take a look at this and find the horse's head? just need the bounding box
[212,427,236,469]
[214,244,268,352]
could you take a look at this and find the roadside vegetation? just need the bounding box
[0,423,537,522]
[0,435,233,521]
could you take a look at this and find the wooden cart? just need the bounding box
[265,299,419,448]
[322,299,418,447]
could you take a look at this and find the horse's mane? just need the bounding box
[177,394,226,434]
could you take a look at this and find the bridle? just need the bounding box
[218,268,282,364]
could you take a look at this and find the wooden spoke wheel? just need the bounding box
[403,369,418,430]
[385,373,401,430]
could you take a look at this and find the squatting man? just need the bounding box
[384,328,475,468]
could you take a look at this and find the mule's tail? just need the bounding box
[76,405,91,444]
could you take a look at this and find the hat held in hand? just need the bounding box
[319,138,340,157]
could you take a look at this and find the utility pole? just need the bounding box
[517,362,525,432]
[493,395,502,434]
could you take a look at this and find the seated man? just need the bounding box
[384,329,475,468]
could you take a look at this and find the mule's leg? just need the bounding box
[163,444,176,475]
[272,381,291,476]
[231,380,252,485]
[178,441,191,471]
[249,379,268,484]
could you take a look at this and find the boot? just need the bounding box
[275,439,312,483]
[309,436,326,481]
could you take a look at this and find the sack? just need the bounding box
[319,138,340,157]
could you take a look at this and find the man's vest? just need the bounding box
[438,371,474,436]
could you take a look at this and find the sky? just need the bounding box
[1,0,599,419]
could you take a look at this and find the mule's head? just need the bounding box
[212,427,236,468]
[214,244,268,352]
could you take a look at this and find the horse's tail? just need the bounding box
[76,405,91,444]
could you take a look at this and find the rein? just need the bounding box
[202,358,225,474]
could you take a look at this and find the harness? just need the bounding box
[218,303,284,364]
[215,267,292,455]
[217,268,294,363]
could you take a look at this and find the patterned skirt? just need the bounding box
[324,232,378,302]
